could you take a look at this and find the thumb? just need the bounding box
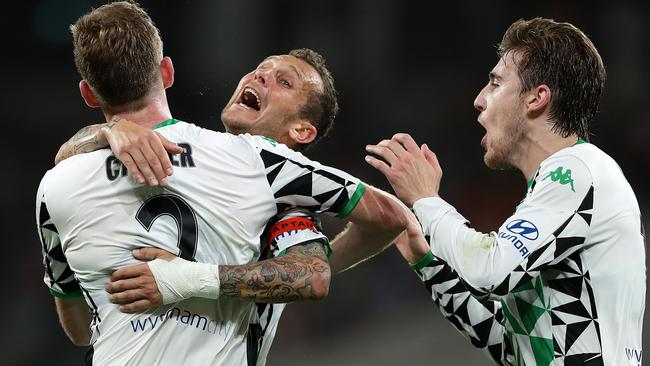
[156,132,184,154]
[133,247,175,262]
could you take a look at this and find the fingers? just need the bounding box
[365,142,399,166]
[157,133,184,154]
[422,144,442,173]
[120,299,157,313]
[364,155,393,177]
[128,148,159,186]
[392,133,420,152]
[119,152,145,184]
[133,247,176,262]
[143,138,169,186]
[110,263,150,282]
[151,133,178,179]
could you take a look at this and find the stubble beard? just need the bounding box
[483,115,525,170]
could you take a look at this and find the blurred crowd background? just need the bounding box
[2,0,648,364]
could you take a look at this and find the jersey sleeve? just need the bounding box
[413,251,512,365]
[252,136,365,218]
[262,208,330,258]
[413,153,594,297]
[36,175,81,298]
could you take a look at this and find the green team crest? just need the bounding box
[542,166,575,192]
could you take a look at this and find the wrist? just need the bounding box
[409,251,434,271]
[148,258,220,304]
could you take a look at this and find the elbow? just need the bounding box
[310,264,331,301]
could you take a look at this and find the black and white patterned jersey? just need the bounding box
[251,209,328,366]
[36,119,363,366]
[412,141,645,365]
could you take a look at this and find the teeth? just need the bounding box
[245,87,260,106]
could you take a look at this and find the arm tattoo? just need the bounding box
[219,241,331,303]
[54,118,119,164]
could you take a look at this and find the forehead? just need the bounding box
[258,55,323,89]
[491,51,521,80]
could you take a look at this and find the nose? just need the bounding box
[253,68,269,86]
[474,84,487,112]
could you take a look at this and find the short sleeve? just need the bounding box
[252,136,365,218]
[36,176,81,298]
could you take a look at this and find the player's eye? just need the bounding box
[280,79,291,88]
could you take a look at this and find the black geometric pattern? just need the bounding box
[417,184,602,365]
[259,149,359,215]
[37,199,81,296]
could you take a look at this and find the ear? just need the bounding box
[79,80,101,108]
[288,121,317,146]
[525,84,551,115]
[161,56,175,89]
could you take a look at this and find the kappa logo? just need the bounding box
[506,219,539,240]
[542,166,575,192]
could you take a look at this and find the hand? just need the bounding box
[365,133,442,207]
[101,117,184,186]
[394,209,431,264]
[106,248,176,313]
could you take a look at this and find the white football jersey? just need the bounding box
[36,119,364,366]
[413,141,645,365]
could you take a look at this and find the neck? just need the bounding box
[511,120,580,182]
[102,93,172,129]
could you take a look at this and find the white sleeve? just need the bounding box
[36,174,82,298]
[251,136,365,218]
[413,153,594,297]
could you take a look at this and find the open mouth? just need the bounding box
[238,87,261,111]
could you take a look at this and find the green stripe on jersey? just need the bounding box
[153,118,180,130]
[336,183,366,219]
[49,288,82,298]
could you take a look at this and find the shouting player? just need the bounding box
[37,2,407,365]
[367,18,645,365]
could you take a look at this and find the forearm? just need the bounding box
[55,123,109,164]
[54,297,92,346]
[219,242,330,303]
[329,222,398,274]
[55,117,122,164]
[331,187,408,274]
[413,256,508,364]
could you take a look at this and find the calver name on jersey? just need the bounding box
[105,142,196,181]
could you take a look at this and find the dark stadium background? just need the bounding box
[2,0,648,364]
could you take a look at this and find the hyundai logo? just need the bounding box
[506,219,539,240]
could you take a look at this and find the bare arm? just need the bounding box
[55,118,183,186]
[106,241,330,312]
[330,185,409,273]
[54,296,92,346]
[55,123,108,165]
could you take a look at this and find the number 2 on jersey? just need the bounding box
[135,194,198,260]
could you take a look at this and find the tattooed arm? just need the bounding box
[219,241,330,302]
[105,241,330,312]
[54,123,109,164]
[55,118,183,186]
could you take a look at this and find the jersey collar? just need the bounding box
[526,138,586,189]
[153,118,180,130]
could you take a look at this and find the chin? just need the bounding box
[484,151,513,170]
